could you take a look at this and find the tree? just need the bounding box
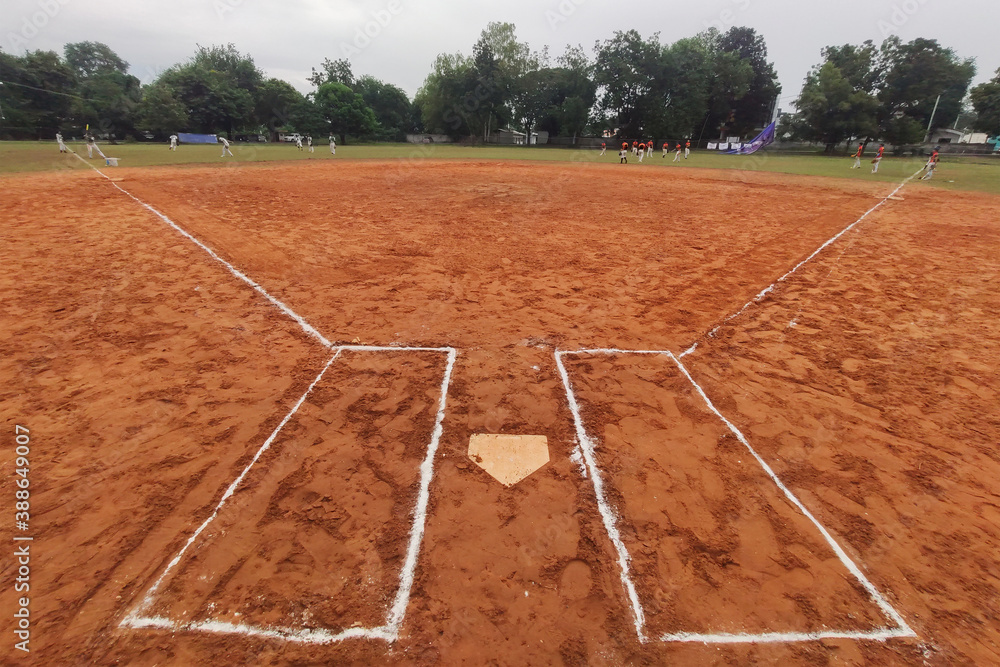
[414,52,477,136]
[876,37,975,141]
[254,78,306,142]
[821,41,881,94]
[135,82,189,136]
[512,68,560,146]
[471,22,537,139]
[158,63,253,135]
[541,45,598,140]
[308,58,354,88]
[354,75,412,141]
[970,68,1000,136]
[713,27,781,137]
[794,61,878,151]
[64,41,128,79]
[64,42,140,139]
[593,30,662,138]
[313,81,377,143]
[154,44,263,136]
[0,50,75,139]
[191,43,264,95]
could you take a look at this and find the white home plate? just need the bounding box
[468,434,549,486]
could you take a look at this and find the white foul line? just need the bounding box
[556,347,916,644]
[554,350,647,642]
[386,347,457,636]
[70,154,460,643]
[70,152,332,348]
[122,349,343,624]
[121,345,457,644]
[681,168,925,355]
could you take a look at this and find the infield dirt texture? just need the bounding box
[1,159,999,665]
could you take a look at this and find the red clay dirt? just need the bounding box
[1,159,998,665]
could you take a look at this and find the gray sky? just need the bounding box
[4,0,998,113]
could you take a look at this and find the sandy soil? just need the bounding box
[1,160,998,665]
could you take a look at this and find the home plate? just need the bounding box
[468,434,549,486]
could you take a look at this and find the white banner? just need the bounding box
[707,142,718,150]
[718,143,729,150]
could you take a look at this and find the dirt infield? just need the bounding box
[1,160,999,665]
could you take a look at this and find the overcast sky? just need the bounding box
[5,0,998,114]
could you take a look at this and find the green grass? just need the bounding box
[2,140,998,195]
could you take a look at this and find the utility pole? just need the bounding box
[923,94,941,144]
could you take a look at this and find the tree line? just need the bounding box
[0,26,996,147]
[787,36,992,152]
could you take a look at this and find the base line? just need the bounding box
[556,347,917,644]
[680,168,924,357]
[70,152,332,348]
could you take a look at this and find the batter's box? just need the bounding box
[122,345,456,644]
[555,348,915,644]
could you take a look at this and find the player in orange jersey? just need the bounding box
[851,142,863,168]
[672,142,682,162]
[871,143,885,173]
[684,140,691,159]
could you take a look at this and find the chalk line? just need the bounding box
[557,347,916,644]
[386,347,457,636]
[554,350,648,642]
[70,152,331,348]
[691,168,924,349]
[670,350,915,640]
[121,345,457,644]
[121,349,342,623]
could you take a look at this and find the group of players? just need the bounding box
[600,139,692,164]
[850,141,941,179]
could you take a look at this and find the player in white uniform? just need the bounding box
[295,136,303,151]
[169,134,178,151]
[220,136,233,157]
[329,135,336,154]
[56,132,68,153]
[672,143,682,162]
[307,135,314,153]
[86,134,96,158]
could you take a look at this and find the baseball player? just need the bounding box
[871,143,884,173]
[620,142,628,164]
[220,136,234,157]
[851,142,863,168]
[662,142,668,158]
[329,135,336,154]
[56,132,68,153]
[684,140,691,159]
[632,140,638,156]
[638,142,645,162]
[86,134,96,158]
[923,147,940,172]
[920,149,939,180]
[307,135,314,153]
[169,134,178,151]
[600,141,606,156]
[295,135,303,151]
[647,141,653,158]
[673,143,682,162]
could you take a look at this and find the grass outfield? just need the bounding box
[2,139,997,194]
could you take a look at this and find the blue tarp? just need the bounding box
[726,121,776,155]
[177,133,218,144]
